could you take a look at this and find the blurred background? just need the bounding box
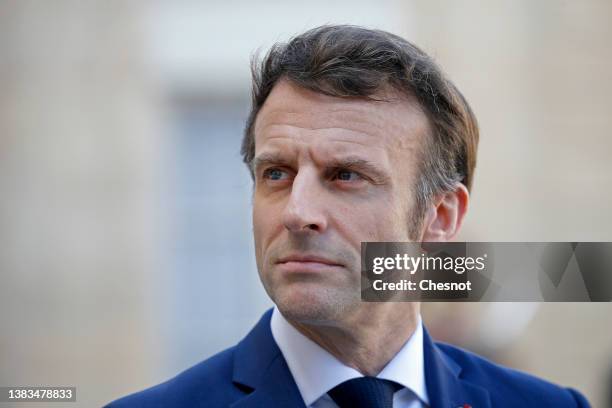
[1,1,611,407]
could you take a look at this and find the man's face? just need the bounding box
[252,80,430,323]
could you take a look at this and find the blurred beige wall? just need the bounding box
[410,2,612,406]
[403,0,612,242]
[0,2,162,407]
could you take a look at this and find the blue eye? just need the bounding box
[263,168,288,181]
[335,170,360,181]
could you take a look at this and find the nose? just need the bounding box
[281,168,328,233]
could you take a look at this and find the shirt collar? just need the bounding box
[270,306,429,406]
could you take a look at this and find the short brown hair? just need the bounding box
[241,25,479,236]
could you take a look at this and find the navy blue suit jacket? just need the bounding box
[107,309,590,407]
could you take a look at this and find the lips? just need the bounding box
[276,254,344,273]
[277,254,342,266]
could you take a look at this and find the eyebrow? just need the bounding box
[252,153,391,184]
[252,152,293,173]
[327,157,391,184]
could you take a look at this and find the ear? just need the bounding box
[420,183,470,242]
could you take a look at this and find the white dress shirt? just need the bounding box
[270,307,429,408]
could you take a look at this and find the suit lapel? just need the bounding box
[230,309,306,408]
[229,309,491,408]
[423,327,491,408]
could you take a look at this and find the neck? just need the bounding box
[287,304,420,376]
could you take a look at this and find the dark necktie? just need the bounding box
[328,377,401,408]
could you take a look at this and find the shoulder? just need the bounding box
[436,342,590,407]
[104,346,245,408]
[105,309,278,408]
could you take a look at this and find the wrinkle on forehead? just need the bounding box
[262,126,384,149]
[254,80,430,154]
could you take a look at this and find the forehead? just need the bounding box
[253,80,430,162]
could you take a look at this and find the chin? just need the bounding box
[272,282,358,325]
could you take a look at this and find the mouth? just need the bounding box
[276,254,344,274]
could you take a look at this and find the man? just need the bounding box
[107,25,590,407]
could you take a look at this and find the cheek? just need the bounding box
[252,197,284,256]
[340,195,411,242]
[252,202,267,252]
[334,203,379,244]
